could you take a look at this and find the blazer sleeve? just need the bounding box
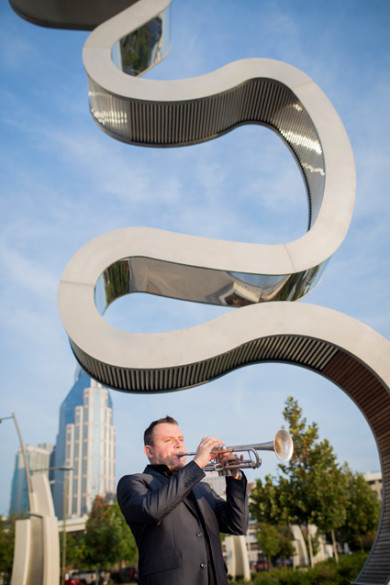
[205,473,249,536]
[117,461,205,525]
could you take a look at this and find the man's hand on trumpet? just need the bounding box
[193,436,244,479]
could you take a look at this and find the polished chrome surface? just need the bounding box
[94,251,324,313]
[111,10,170,77]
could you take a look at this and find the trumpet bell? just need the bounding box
[273,428,294,461]
[223,428,294,463]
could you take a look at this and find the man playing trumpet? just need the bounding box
[117,415,248,585]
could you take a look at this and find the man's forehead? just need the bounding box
[154,423,183,438]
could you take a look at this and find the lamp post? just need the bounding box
[61,468,72,585]
[0,412,32,511]
[34,465,74,585]
[1,414,64,585]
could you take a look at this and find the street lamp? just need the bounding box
[33,464,74,585]
[1,414,62,585]
[61,467,73,585]
[0,412,32,511]
[33,465,74,585]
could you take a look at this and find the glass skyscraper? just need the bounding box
[52,368,116,519]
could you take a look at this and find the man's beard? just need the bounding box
[167,457,185,473]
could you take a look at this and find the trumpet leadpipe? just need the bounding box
[177,429,294,469]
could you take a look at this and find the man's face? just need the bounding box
[144,423,187,471]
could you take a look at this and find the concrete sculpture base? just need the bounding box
[11,474,59,585]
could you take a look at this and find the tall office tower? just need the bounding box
[52,367,116,519]
[9,443,54,516]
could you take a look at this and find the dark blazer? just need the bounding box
[117,461,248,585]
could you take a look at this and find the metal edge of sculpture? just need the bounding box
[8,0,390,582]
[8,0,139,30]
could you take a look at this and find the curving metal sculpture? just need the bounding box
[8,0,138,29]
[80,0,355,309]
[9,0,390,581]
[58,0,357,378]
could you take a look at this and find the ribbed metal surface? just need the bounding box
[323,352,390,584]
[9,0,137,29]
[88,76,324,226]
[71,334,337,393]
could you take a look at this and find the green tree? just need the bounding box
[0,515,15,576]
[251,397,349,567]
[277,525,295,561]
[302,437,348,563]
[281,397,349,564]
[64,531,86,567]
[113,500,138,565]
[338,468,380,551]
[256,523,280,568]
[254,522,294,568]
[83,496,137,569]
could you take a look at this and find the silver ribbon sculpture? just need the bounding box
[10,0,390,581]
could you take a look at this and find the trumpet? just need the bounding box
[178,429,293,476]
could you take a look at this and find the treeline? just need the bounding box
[249,397,380,568]
[0,496,138,578]
[64,496,137,570]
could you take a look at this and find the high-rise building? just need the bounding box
[52,368,116,519]
[9,443,54,516]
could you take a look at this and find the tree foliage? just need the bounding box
[337,468,380,551]
[250,396,380,565]
[0,515,15,575]
[113,499,138,564]
[82,496,137,569]
[64,531,86,567]
[255,523,294,568]
[256,522,280,565]
[278,397,348,536]
[62,496,138,570]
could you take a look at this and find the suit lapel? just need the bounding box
[144,465,201,519]
[191,484,209,521]
[144,465,204,518]
[184,490,200,517]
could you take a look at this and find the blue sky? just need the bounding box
[1,0,389,516]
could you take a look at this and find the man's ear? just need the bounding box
[144,444,153,459]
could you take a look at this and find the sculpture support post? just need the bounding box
[0,413,60,585]
[0,414,32,510]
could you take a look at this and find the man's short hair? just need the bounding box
[144,415,179,446]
